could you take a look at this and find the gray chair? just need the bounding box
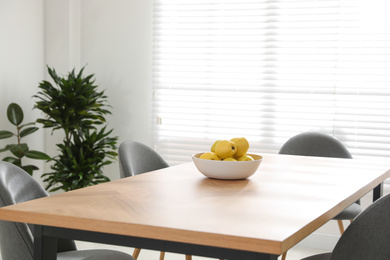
[278,132,362,260]
[301,192,390,260]
[0,161,134,260]
[119,140,169,178]
[279,132,353,160]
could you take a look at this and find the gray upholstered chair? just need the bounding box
[0,161,134,260]
[301,192,390,260]
[119,140,169,178]
[278,132,362,260]
[279,132,353,160]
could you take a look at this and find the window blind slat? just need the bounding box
[153,0,390,165]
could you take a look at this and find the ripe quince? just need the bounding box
[236,154,254,161]
[231,137,249,157]
[223,157,237,161]
[199,152,221,160]
[210,140,221,152]
[215,140,236,159]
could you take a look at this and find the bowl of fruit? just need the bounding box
[192,137,263,180]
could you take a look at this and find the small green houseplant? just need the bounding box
[0,103,50,175]
[34,66,118,192]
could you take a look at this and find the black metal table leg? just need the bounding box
[373,183,383,201]
[34,225,58,260]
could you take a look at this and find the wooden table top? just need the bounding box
[0,154,389,255]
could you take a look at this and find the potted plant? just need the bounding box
[0,103,50,175]
[34,66,118,192]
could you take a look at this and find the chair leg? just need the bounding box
[282,251,287,260]
[132,248,141,260]
[337,220,345,234]
[159,251,165,260]
[185,255,192,260]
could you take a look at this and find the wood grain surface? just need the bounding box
[0,154,389,255]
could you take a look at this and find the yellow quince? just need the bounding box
[199,152,221,160]
[210,140,221,152]
[236,154,254,161]
[223,157,237,161]
[215,140,236,159]
[231,137,249,157]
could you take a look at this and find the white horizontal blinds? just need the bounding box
[333,0,390,158]
[152,0,390,165]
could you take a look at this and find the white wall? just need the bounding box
[79,0,153,146]
[1,0,153,185]
[43,0,153,181]
[0,0,46,186]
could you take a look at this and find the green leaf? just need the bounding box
[9,143,28,157]
[1,144,15,153]
[0,146,10,153]
[7,103,24,125]
[3,157,20,165]
[47,186,63,193]
[20,122,36,128]
[0,130,14,139]
[20,127,39,138]
[22,165,39,176]
[25,150,51,160]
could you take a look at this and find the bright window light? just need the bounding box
[152,0,390,165]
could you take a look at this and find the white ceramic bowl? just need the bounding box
[192,153,263,180]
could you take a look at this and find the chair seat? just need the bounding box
[58,249,133,260]
[301,252,331,260]
[332,202,362,220]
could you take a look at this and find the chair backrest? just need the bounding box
[330,193,390,260]
[118,140,169,178]
[278,132,352,159]
[0,162,76,260]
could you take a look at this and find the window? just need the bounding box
[152,0,390,165]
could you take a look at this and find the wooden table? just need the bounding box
[0,154,389,260]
